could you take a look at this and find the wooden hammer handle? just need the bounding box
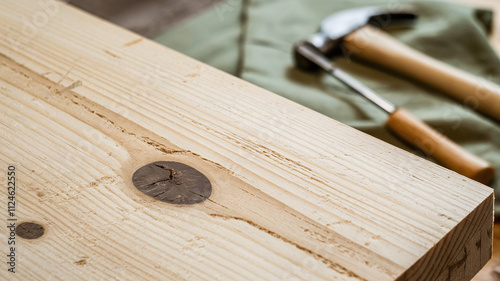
[386,108,495,184]
[343,26,500,121]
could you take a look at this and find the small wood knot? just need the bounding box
[132,161,212,205]
[16,222,44,239]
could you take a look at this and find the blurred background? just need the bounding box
[61,0,220,37]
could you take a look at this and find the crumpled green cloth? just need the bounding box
[155,0,500,215]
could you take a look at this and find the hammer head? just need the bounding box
[295,6,418,71]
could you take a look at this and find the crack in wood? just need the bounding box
[209,213,368,281]
[446,248,469,281]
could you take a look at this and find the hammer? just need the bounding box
[299,6,500,121]
[294,7,495,184]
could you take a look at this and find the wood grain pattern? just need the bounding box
[0,0,493,280]
[473,224,500,281]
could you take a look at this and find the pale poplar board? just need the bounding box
[0,0,493,280]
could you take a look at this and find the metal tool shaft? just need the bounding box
[296,43,396,114]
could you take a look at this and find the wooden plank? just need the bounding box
[0,0,493,280]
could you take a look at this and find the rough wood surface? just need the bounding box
[473,224,500,281]
[0,0,494,280]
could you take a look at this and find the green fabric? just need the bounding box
[156,0,500,215]
[154,1,244,76]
